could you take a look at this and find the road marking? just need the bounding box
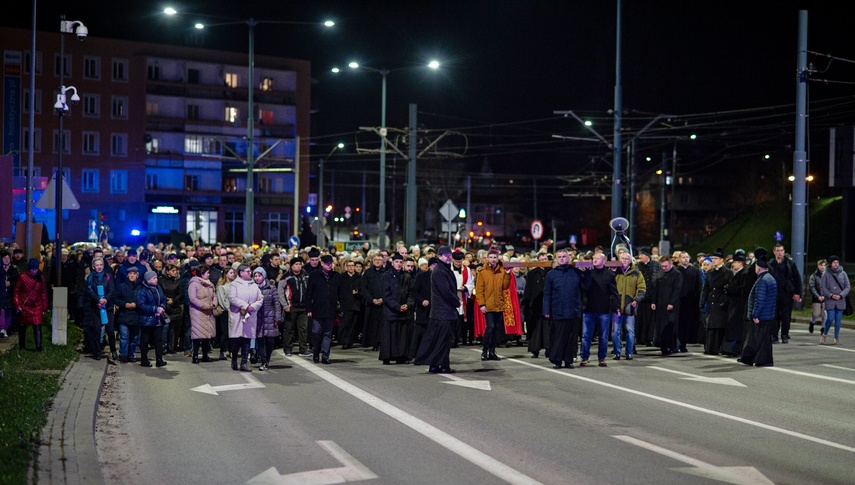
[821,364,855,372]
[613,435,774,485]
[248,440,378,485]
[439,373,492,390]
[821,345,855,353]
[505,356,855,454]
[695,353,855,385]
[191,372,265,395]
[648,366,746,387]
[281,352,543,485]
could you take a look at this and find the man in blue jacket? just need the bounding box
[543,250,585,369]
[739,255,777,367]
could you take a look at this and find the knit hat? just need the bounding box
[437,246,452,256]
[144,270,158,281]
[320,254,334,264]
[28,258,39,271]
[418,258,428,266]
[252,266,267,278]
[829,255,840,264]
[290,257,303,266]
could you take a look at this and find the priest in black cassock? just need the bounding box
[378,253,414,365]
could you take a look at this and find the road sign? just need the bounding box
[530,219,544,240]
[36,172,80,210]
[439,199,458,222]
[442,221,459,233]
[289,235,300,248]
[569,234,577,245]
[88,220,98,241]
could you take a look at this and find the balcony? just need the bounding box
[146,79,297,105]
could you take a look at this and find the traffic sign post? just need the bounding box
[439,199,458,245]
[530,220,544,240]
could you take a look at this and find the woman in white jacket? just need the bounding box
[228,264,263,371]
[216,266,237,360]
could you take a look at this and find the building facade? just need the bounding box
[1,27,311,247]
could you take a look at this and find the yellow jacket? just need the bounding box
[475,263,511,312]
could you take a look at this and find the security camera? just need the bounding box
[75,25,88,41]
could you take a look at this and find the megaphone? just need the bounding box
[608,217,632,260]
[609,217,629,234]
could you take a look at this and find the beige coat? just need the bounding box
[188,276,217,339]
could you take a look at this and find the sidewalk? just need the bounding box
[31,354,107,484]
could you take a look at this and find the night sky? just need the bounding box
[6,1,855,215]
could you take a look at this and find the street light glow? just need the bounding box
[788,175,796,182]
[337,142,345,149]
[428,60,440,69]
[324,20,335,27]
[764,154,771,159]
[164,7,177,15]
[331,67,340,73]
[689,134,697,140]
[584,120,593,126]
[348,62,359,69]
[195,23,205,29]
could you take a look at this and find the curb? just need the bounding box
[31,355,107,485]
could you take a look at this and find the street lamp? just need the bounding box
[53,16,87,287]
[331,60,440,248]
[164,8,334,245]
[317,142,344,248]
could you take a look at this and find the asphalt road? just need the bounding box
[99,327,855,485]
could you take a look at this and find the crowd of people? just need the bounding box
[0,239,849,372]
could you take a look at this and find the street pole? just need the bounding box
[378,71,388,249]
[293,136,300,238]
[405,104,417,245]
[318,156,325,248]
[660,152,667,246]
[612,0,623,220]
[244,19,256,246]
[792,10,808,285]
[25,3,37,259]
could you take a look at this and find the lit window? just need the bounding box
[225,72,239,88]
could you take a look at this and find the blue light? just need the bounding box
[130,229,141,236]
[305,206,312,214]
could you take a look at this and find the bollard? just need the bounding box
[52,287,68,345]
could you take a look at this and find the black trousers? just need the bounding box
[256,336,275,364]
[773,297,793,339]
[86,313,115,358]
[139,326,163,363]
[18,324,43,351]
[338,310,360,348]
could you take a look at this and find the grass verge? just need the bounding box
[0,318,83,485]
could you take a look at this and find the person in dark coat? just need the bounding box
[109,265,141,362]
[116,249,146,285]
[379,254,414,364]
[740,255,777,366]
[409,257,435,360]
[137,270,168,368]
[767,243,802,343]
[676,251,703,351]
[635,247,661,347]
[338,259,362,349]
[414,246,459,373]
[2,251,21,338]
[543,250,585,369]
[699,248,732,355]
[253,267,281,371]
[159,263,184,354]
[360,252,386,350]
[650,255,683,355]
[84,257,116,361]
[306,255,347,364]
[720,253,751,357]
[580,252,619,367]
[523,253,550,358]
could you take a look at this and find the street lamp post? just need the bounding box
[54,16,87,286]
[165,8,334,246]
[332,60,439,249]
[317,142,343,248]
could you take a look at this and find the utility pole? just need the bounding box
[792,10,808,287]
[612,0,623,220]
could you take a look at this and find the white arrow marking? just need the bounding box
[648,366,746,387]
[440,373,492,391]
[613,435,774,485]
[191,372,265,395]
[246,441,379,485]
[247,440,378,485]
